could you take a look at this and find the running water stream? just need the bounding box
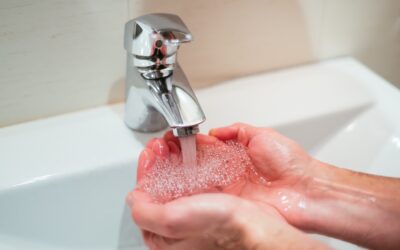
[179,135,197,167]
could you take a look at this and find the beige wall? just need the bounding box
[1,0,399,127]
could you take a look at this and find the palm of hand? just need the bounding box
[209,124,315,226]
[129,124,321,249]
[137,124,314,226]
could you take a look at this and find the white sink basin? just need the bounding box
[1,57,399,250]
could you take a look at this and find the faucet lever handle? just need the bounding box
[125,13,192,57]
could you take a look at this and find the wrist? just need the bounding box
[264,159,327,230]
[239,205,330,250]
[293,160,400,249]
[292,160,359,232]
[292,160,334,231]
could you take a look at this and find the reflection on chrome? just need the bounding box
[123,14,205,137]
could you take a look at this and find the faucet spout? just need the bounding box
[124,13,206,136]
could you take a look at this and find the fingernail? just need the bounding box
[238,127,249,145]
[153,140,168,157]
[198,134,218,144]
[140,150,151,170]
[153,140,162,155]
[209,129,216,136]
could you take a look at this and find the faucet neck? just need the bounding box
[124,14,206,134]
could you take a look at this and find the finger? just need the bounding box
[209,122,251,141]
[142,230,155,249]
[195,134,220,145]
[209,126,236,140]
[142,230,170,250]
[131,193,236,238]
[131,196,176,237]
[127,189,153,209]
[209,123,264,146]
[143,230,182,250]
[163,130,180,148]
[167,141,180,155]
[146,138,158,149]
[136,149,155,182]
[151,237,211,250]
[152,138,170,158]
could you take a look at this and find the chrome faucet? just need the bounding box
[123,13,205,137]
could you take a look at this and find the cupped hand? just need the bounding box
[128,189,327,250]
[209,123,320,228]
[128,130,328,250]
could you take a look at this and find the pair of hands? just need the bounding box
[126,123,327,250]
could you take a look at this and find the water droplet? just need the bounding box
[298,200,307,209]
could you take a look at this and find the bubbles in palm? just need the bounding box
[138,139,256,203]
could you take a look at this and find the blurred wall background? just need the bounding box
[0,0,399,127]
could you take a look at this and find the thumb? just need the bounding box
[209,123,265,146]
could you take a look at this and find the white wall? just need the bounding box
[1,0,399,127]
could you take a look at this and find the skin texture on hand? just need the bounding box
[210,123,400,250]
[209,123,318,227]
[300,162,400,250]
[128,191,329,250]
[128,129,329,250]
[128,123,400,250]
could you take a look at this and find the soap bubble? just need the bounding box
[138,140,256,203]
